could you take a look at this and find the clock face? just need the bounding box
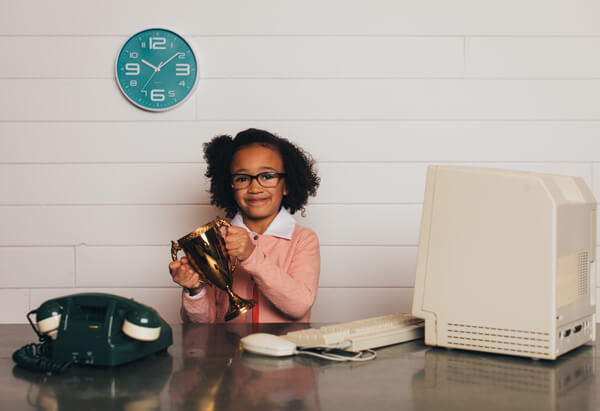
[115,28,199,111]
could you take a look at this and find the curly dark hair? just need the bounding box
[203,128,320,218]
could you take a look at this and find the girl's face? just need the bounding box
[230,144,287,233]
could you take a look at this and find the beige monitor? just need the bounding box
[412,166,596,360]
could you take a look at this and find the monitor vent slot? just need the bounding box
[578,251,589,296]
[447,323,551,357]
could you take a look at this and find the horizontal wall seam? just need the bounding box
[4,119,600,123]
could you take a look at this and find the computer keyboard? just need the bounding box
[283,313,424,352]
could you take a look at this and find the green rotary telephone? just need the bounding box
[13,293,173,373]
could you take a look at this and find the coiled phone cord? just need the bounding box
[12,340,72,374]
[12,310,72,374]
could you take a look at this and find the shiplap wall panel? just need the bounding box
[86,246,415,292]
[0,247,74,288]
[594,164,600,196]
[318,163,594,205]
[0,206,208,246]
[3,122,600,164]
[0,162,592,206]
[73,245,417,289]
[594,165,600,244]
[4,79,600,121]
[76,246,174,288]
[0,205,419,246]
[320,246,417,288]
[0,164,208,205]
[312,288,415,323]
[0,37,122,78]
[0,290,30,323]
[2,1,599,36]
[0,80,196,121]
[195,37,464,79]
[466,38,600,78]
[0,37,464,79]
[196,79,600,121]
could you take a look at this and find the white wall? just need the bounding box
[1,0,600,323]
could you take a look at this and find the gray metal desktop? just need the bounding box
[1,322,596,410]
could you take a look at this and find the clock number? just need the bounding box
[178,53,186,59]
[149,37,166,50]
[178,80,186,87]
[129,52,139,59]
[130,80,137,87]
[150,89,165,101]
[176,64,190,76]
[125,63,140,75]
[168,91,176,98]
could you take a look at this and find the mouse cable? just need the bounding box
[295,348,376,362]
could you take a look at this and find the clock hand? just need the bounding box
[141,59,160,71]
[158,52,183,69]
[141,61,162,91]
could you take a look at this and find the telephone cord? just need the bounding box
[12,341,72,374]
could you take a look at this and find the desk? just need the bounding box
[0,322,597,410]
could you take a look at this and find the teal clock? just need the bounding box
[115,28,199,111]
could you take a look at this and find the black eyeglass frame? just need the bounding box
[230,172,287,189]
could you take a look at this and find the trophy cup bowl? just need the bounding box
[171,217,256,321]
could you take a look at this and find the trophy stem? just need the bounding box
[224,285,256,322]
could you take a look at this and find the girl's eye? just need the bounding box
[234,175,249,183]
[260,173,275,181]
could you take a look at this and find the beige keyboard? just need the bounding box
[283,313,424,352]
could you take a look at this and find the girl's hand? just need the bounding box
[221,225,256,261]
[169,257,206,293]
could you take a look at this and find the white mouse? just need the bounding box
[240,333,297,357]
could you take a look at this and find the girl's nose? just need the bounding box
[247,178,263,192]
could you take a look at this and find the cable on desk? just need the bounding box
[12,341,72,374]
[295,348,376,362]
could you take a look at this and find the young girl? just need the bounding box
[169,128,321,323]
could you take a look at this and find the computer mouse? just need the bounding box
[240,333,297,357]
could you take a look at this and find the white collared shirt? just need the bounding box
[230,207,296,240]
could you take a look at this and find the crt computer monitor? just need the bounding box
[412,165,596,360]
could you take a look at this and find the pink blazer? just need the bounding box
[181,225,320,323]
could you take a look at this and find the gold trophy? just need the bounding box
[171,217,256,321]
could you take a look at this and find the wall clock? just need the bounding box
[115,28,199,111]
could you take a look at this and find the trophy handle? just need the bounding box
[214,218,238,271]
[171,240,208,287]
[171,241,181,262]
[214,217,231,230]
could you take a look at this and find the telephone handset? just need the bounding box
[13,293,173,373]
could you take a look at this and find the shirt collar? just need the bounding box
[230,208,296,240]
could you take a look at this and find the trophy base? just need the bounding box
[225,297,257,322]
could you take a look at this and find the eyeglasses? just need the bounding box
[231,172,287,189]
